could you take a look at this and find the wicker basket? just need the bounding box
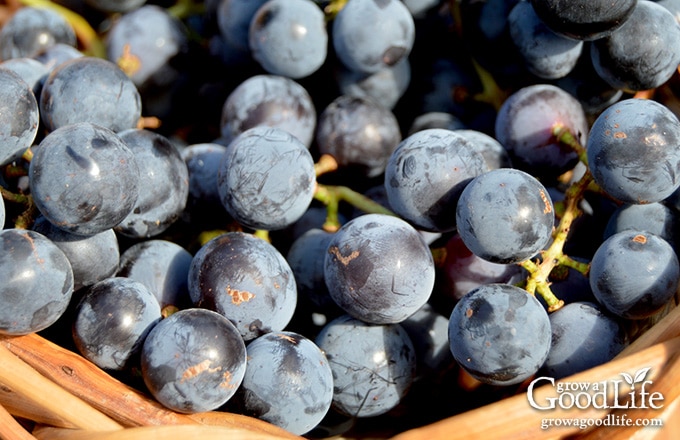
[1,303,679,440]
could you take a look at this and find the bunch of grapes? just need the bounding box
[1,0,680,438]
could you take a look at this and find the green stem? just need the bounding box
[313,183,397,232]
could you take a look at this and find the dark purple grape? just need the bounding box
[0,56,49,98]
[105,4,189,95]
[85,0,147,13]
[233,331,334,435]
[315,314,417,418]
[455,129,513,171]
[0,196,4,229]
[456,168,555,264]
[384,128,489,233]
[508,1,583,79]
[324,214,435,324]
[0,68,39,166]
[117,239,193,311]
[400,304,454,378]
[540,302,627,379]
[29,122,140,236]
[72,277,162,371]
[590,1,680,91]
[586,98,680,204]
[115,129,189,238]
[248,0,328,79]
[220,74,316,148]
[603,202,680,253]
[336,58,411,110]
[448,283,551,386]
[32,42,83,72]
[316,95,402,178]
[589,230,680,320]
[141,308,247,413]
[529,0,637,40]
[332,0,415,74]
[32,216,119,291]
[0,7,77,61]
[181,143,228,207]
[494,84,588,179]
[217,126,316,231]
[439,233,524,302]
[40,57,142,133]
[217,0,270,52]
[0,229,74,335]
[188,231,297,341]
[407,112,465,135]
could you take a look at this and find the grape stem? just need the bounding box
[519,125,594,312]
[313,184,396,232]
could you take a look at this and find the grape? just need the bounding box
[494,84,589,179]
[217,126,316,231]
[384,128,488,233]
[72,277,162,371]
[85,0,148,13]
[454,129,513,171]
[217,0,270,52]
[39,57,142,133]
[220,74,316,148]
[248,0,328,79]
[324,213,435,324]
[335,58,411,110]
[540,302,627,380]
[407,112,465,135]
[232,331,334,435]
[181,142,228,207]
[29,122,140,236]
[332,0,415,74]
[141,308,247,413]
[603,202,680,253]
[400,304,454,378]
[0,196,4,229]
[507,1,583,80]
[455,168,555,264]
[315,95,402,178]
[448,283,551,386]
[188,231,297,341]
[105,5,189,95]
[0,56,49,97]
[315,314,417,418]
[0,68,39,166]
[586,98,680,204]
[286,228,341,316]
[590,0,680,92]
[0,7,77,61]
[33,42,83,72]
[439,233,525,302]
[0,229,74,335]
[529,0,637,40]
[115,129,189,239]
[656,0,680,23]
[117,240,194,311]
[589,230,680,320]
[32,216,119,291]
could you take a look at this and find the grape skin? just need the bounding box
[586,98,680,204]
[0,68,39,166]
[188,231,297,341]
[115,129,189,239]
[384,128,489,233]
[233,331,334,435]
[39,57,142,133]
[315,314,417,418]
[141,308,247,413]
[0,7,77,61]
[324,214,435,324]
[29,122,141,236]
[0,229,74,335]
[589,230,680,320]
[72,277,162,371]
[448,283,551,386]
[217,126,316,231]
[455,168,555,264]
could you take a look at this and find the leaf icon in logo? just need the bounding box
[634,367,651,384]
[621,372,634,386]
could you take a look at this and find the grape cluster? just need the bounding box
[2,0,680,438]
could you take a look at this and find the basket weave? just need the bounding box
[2,302,680,440]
